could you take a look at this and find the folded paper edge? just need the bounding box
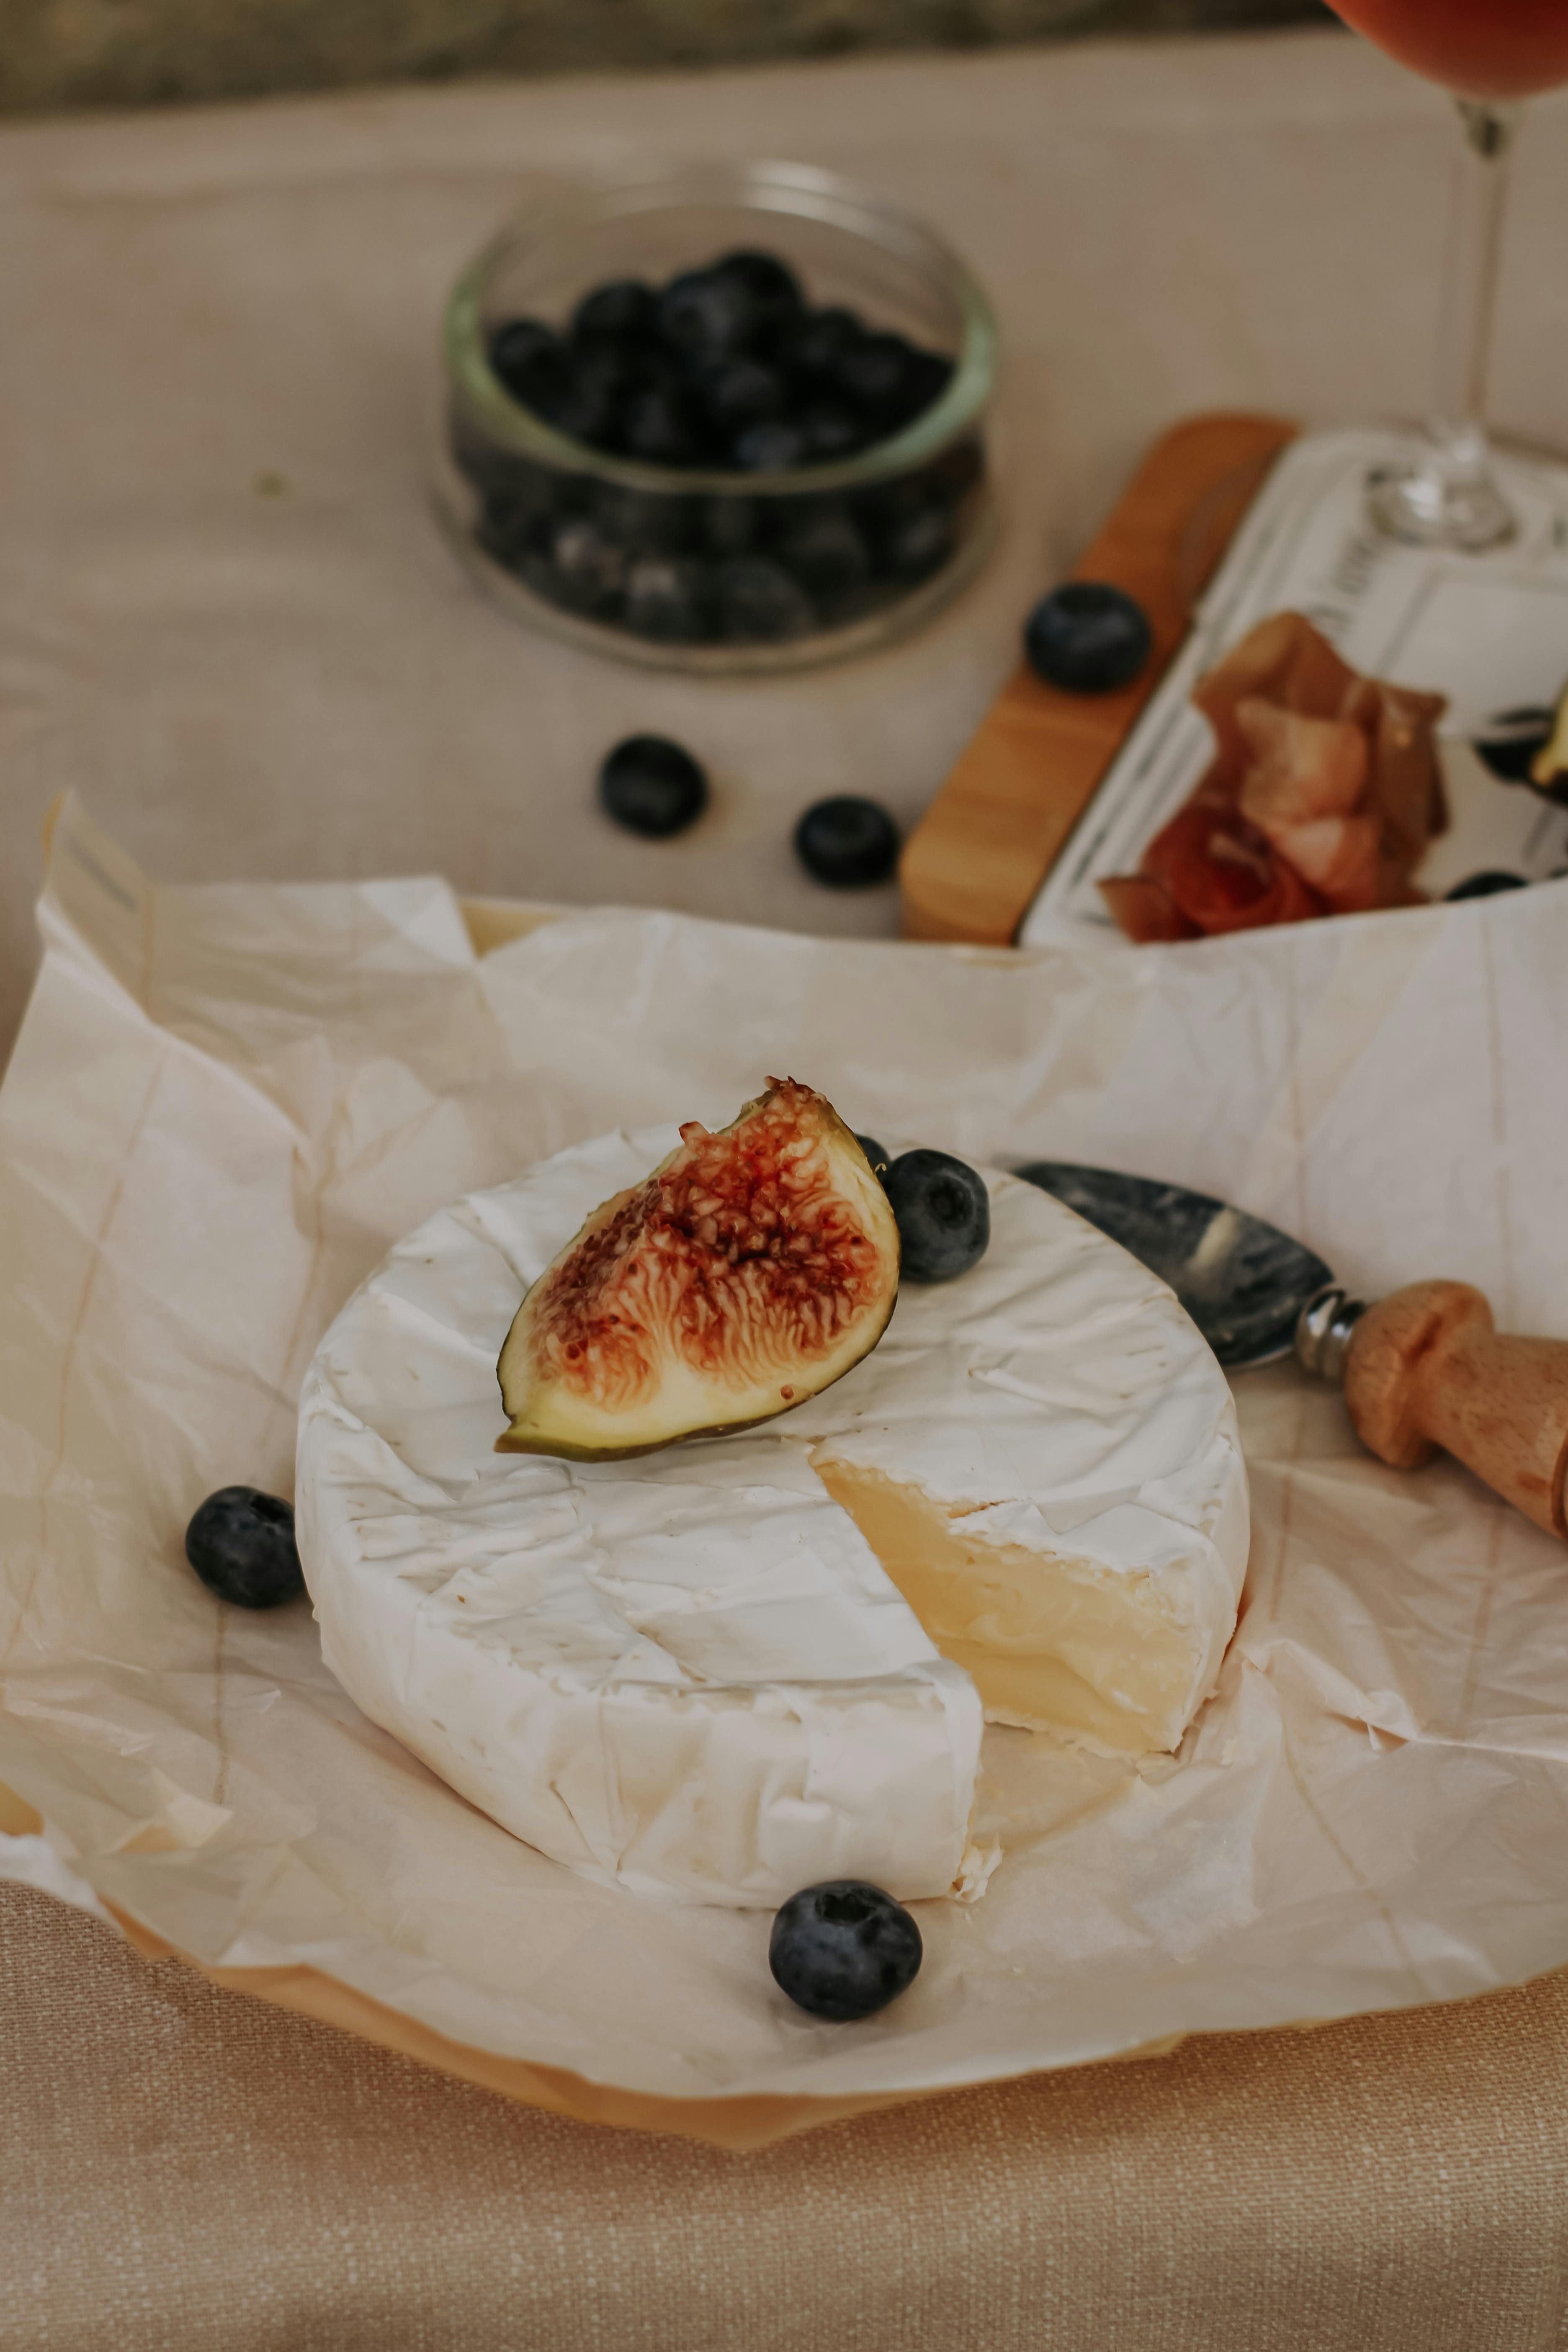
[3,1783,1196,2149]
[100,1901,1203,2150]
[457,895,569,958]
[105,1906,1568,2155]
[100,1901,935,2150]
[34,794,559,1001]
[28,1784,1567,2147]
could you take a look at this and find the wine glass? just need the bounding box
[1325,0,1568,551]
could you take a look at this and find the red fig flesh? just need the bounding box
[497,1080,899,1460]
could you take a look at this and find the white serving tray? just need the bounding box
[1020,426,1568,947]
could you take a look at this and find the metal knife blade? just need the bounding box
[1014,1161,1333,1370]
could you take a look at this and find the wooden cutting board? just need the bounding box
[899,412,1300,945]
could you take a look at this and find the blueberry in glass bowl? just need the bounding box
[438,162,998,674]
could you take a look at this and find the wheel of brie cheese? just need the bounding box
[296,1125,1249,1909]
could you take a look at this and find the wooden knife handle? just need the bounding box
[1343,1281,1568,1537]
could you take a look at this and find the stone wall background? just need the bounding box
[1,0,1334,115]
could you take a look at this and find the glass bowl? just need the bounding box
[437,160,1000,673]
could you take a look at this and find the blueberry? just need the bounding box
[897,347,955,424]
[486,506,556,584]
[475,492,543,567]
[185,1487,305,1610]
[769,1881,922,2022]
[831,330,902,402]
[658,267,760,364]
[713,248,805,330]
[875,497,955,584]
[572,278,659,345]
[698,250,804,359]
[775,305,862,383]
[1445,870,1529,900]
[793,795,900,888]
[590,482,698,558]
[514,537,578,610]
[732,420,808,472]
[490,337,569,418]
[1024,582,1152,695]
[775,503,872,601]
[854,1135,890,1178]
[559,352,629,448]
[547,516,628,615]
[488,317,558,395]
[624,555,711,641]
[695,357,787,435]
[547,468,599,520]
[834,331,934,428]
[882,1149,990,1282]
[696,493,759,558]
[714,556,814,643]
[621,382,703,467]
[855,468,958,580]
[503,343,623,448]
[598,735,708,838]
[798,404,865,463]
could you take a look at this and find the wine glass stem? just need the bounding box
[1431,98,1520,479]
[1370,95,1523,548]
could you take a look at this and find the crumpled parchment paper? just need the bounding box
[3,794,1567,2145]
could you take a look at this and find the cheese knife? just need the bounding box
[1016,1161,1568,1539]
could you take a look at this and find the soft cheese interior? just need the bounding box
[813,1465,1226,1754]
[788,1167,1251,1757]
[297,1127,1249,1909]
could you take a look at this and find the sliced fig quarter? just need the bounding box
[496,1080,901,1460]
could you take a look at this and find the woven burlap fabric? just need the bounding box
[4,1882,1567,2351]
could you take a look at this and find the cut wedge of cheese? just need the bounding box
[296,1127,1249,1908]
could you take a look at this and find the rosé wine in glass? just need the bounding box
[1325,0,1568,548]
[1331,0,1568,102]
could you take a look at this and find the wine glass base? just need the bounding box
[1365,461,1516,553]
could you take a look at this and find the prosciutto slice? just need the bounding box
[1100,612,1447,942]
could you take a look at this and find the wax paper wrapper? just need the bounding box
[4,795,1568,2150]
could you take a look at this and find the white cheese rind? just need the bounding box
[296,1127,1249,1907]
[791,1166,1251,1752]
